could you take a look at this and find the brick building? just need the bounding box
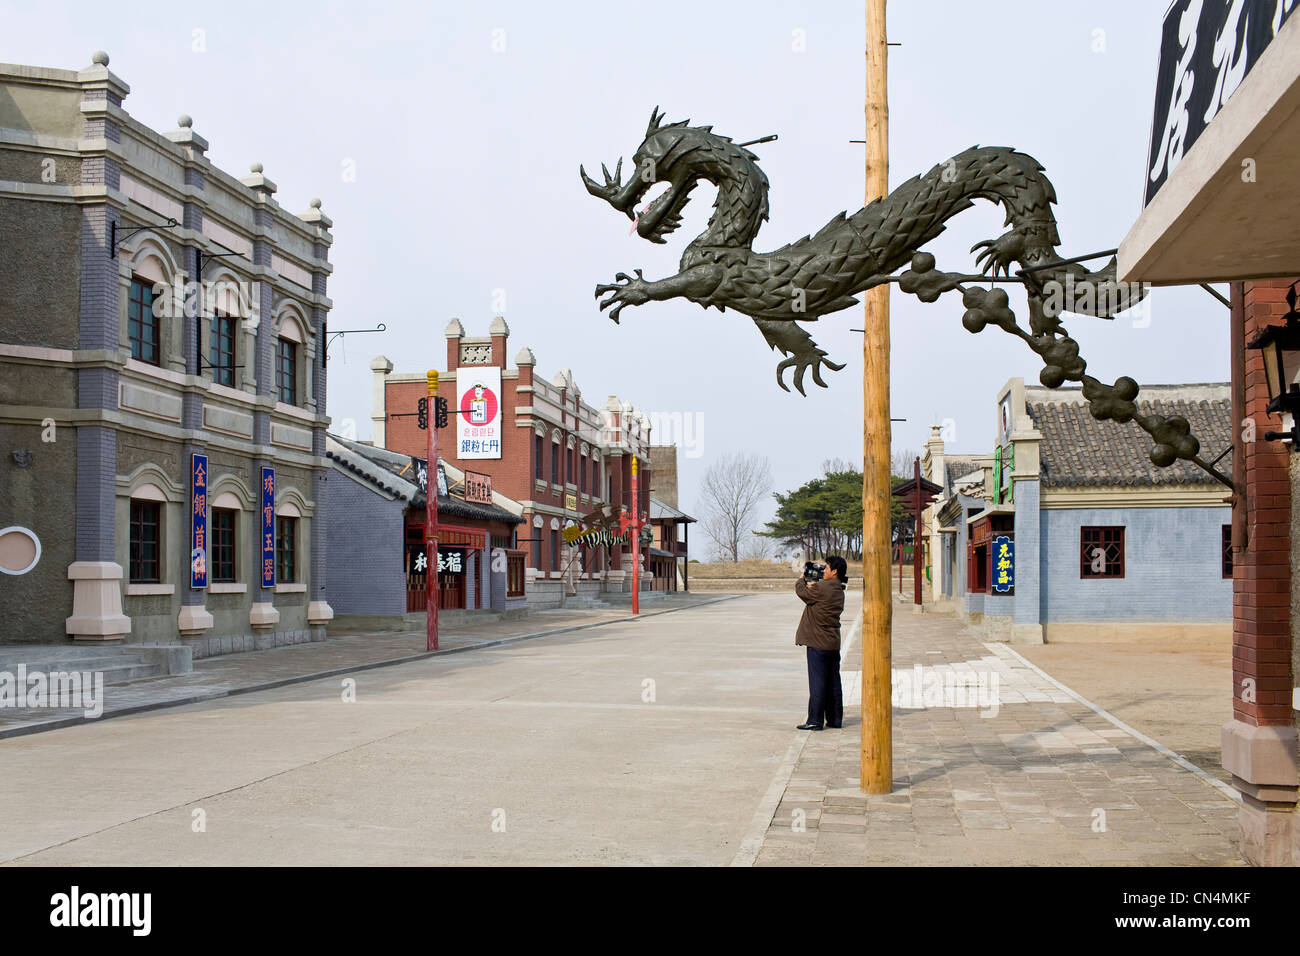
[368,318,655,606]
[1117,2,1298,864]
[0,52,334,657]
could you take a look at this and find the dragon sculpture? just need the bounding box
[582,108,1231,487]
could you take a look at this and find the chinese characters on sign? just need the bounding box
[1146,0,1296,205]
[463,470,493,504]
[261,467,275,588]
[191,454,208,589]
[456,365,502,460]
[408,547,465,575]
[992,534,1014,594]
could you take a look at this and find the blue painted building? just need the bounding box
[924,379,1232,643]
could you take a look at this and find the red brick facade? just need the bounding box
[374,320,652,578]
[1236,280,1295,727]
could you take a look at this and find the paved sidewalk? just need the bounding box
[0,593,731,738]
[754,606,1244,866]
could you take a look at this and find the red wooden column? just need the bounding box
[426,370,439,652]
[1224,279,1298,866]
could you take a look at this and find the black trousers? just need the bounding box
[806,646,843,728]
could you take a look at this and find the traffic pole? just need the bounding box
[861,0,892,794]
[914,456,923,605]
[426,370,439,652]
[631,454,640,615]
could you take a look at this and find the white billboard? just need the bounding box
[455,365,502,460]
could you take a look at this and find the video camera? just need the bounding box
[803,561,826,582]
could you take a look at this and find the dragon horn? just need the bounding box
[646,106,663,137]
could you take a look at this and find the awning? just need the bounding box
[1119,6,1300,284]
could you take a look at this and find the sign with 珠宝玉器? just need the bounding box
[191,454,208,589]
[992,534,1014,594]
[261,467,275,588]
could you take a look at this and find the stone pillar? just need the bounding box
[170,117,214,637]
[370,355,393,448]
[489,315,509,369]
[1010,422,1043,645]
[244,165,279,632]
[445,318,464,371]
[302,205,334,626]
[1222,279,1298,866]
[67,52,131,642]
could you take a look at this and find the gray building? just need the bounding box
[323,435,527,623]
[0,52,334,656]
[925,378,1232,644]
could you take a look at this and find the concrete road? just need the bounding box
[1,592,858,866]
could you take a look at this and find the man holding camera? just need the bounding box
[794,556,848,731]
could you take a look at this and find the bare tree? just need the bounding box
[698,452,773,562]
[891,448,920,478]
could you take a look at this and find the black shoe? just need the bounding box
[796,723,823,731]
[826,722,842,729]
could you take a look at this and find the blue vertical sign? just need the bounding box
[191,454,208,589]
[261,467,275,588]
[993,534,1014,593]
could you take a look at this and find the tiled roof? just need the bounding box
[326,434,522,525]
[1027,384,1231,488]
[943,457,980,495]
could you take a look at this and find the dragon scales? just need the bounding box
[581,108,1231,488]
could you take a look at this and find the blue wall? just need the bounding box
[1040,505,1231,622]
[324,473,407,616]
[1012,479,1041,626]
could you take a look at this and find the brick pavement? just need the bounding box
[0,594,731,738]
[754,606,1244,866]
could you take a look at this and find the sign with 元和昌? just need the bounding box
[993,534,1014,593]
[261,467,275,588]
[191,453,208,589]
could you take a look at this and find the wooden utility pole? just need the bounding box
[861,0,892,794]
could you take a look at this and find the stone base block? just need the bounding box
[249,602,280,629]
[307,601,334,625]
[1222,720,1299,867]
[1012,623,1045,645]
[65,561,131,641]
[177,604,214,635]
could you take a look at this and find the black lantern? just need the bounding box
[1247,284,1300,444]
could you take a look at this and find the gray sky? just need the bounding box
[4,1,1227,549]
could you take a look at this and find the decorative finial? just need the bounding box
[91,51,109,66]
[177,114,193,128]
[310,198,322,209]
[250,162,263,174]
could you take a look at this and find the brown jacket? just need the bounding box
[795,578,846,650]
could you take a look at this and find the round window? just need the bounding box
[0,526,41,575]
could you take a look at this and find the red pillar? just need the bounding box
[631,454,640,614]
[426,370,439,652]
[1225,279,1298,866]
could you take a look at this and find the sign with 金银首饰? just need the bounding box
[261,467,275,588]
[191,454,208,589]
[992,534,1014,594]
